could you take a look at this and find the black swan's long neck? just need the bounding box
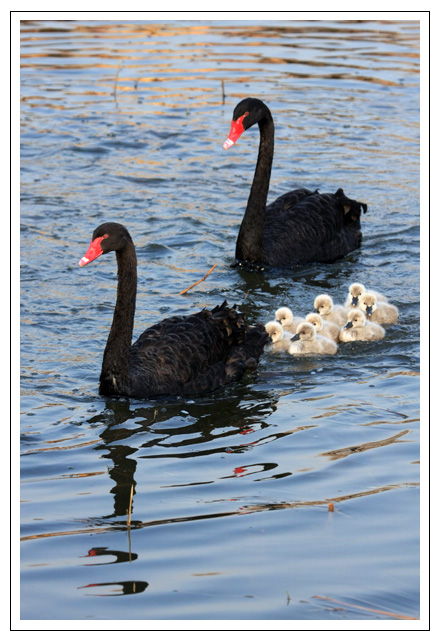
[99,242,137,396]
[235,112,274,264]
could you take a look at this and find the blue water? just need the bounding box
[18,19,421,623]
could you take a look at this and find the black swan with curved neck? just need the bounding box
[223,98,367,268]
[79,222,268,399]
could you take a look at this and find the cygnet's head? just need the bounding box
[348,282,366,306]
[343,309,366,329]
[305,312,323,331]
[358,293,377,318]
[275,307,293,327]
[265,320,284,343]
[314,294,333,316]
[290,322,316,342]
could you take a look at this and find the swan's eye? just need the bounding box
[103,234,109,239]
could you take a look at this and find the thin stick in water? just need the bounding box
[178,264,217,295]
[127,483,134,528]
[113,60,122,99]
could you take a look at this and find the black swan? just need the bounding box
[223,97,367,268]
[78,222,268,399]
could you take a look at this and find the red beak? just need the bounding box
[79,236,104,267]
[223,111,249,149]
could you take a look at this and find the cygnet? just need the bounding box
[339,309,386,342]
[265,320,293,351]
[275,306,304,334]
[313,294,347,327]
[358,293,399,325]
[288,322,338,355]
[345,282,388,309]
[305,312,340,342]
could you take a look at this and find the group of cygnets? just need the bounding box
[265,282,399,356]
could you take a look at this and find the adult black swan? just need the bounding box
[78,222,268,399]
[223,97,367,269]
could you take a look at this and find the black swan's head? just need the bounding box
[223,97,271,150]
[79,222,132,267]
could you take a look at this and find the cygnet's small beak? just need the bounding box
[365,306,373,317]
[290,333,300,342]
[343,321,353,330]
[351,296,358,306]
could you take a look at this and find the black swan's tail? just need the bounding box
[177,302,268,395]
[335,188,368,228]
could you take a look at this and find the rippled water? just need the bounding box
[18,19,421,624]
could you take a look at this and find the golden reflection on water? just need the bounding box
[21,19,420,112]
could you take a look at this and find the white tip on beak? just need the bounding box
[78,256,90,267]
[223,138,235,150]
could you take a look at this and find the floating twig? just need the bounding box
[221,79,226,104]
[178,264,217,295]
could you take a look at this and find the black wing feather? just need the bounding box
[263,188,367,266]
[128,301,268,398]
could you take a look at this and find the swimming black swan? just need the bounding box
[78,222,268,399]
[223,97,368,268]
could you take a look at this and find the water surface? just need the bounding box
[19,19,420,623]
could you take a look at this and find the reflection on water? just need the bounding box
[21,381,418,536]
[19,19,420,622]
[82,547,138,565]
[78,581,148,597]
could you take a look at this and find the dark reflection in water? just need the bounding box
[77,387,415,528]
[82,546,138,565]
[78,581,148,597]
[88,389,278,518]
